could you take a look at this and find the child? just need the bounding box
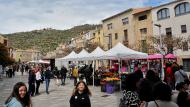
[70,81,91,107]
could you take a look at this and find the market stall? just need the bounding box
[60,51,78,61]
[99,43,148,93]
[28,59,50,64]
[85,47,106,87]
[56,43,148,94]
[165,53,177,59]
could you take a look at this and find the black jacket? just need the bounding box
[60,67,68,77]
[44,69,51,79]
[28,72,35,84]
[70,92,91,107]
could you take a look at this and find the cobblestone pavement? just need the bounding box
[0,72,120,107]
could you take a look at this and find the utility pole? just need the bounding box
[154,24,164,80]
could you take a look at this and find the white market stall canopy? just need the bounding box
[60,51,77,61]
[74,49,90,61]
[104,42,148,59]
[86,47,106,60]
[59,43,148,61]
[28,59,50,64]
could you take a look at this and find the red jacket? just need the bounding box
[165,67,174,82]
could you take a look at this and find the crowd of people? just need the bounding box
[3,63,95,107]
[3,60,190,107]
[119,63,190,107]
[1,63,30,78]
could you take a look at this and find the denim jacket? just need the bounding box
[4,97,23,107]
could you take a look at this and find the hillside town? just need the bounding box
[0,0,190,107]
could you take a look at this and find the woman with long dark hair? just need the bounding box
[119,70,143,107]
[139,70,161,102]
[5,82,31,107]
[70,81,91,107]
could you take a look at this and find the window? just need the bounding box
[138,15,147,21]
[140,28,147,34]
[175,2,190,16]
[124,29,128,41]
[183,59,190,72]
[122,17,129,25]
[157,8,170,20]
[115,33,118,40]
[166,27,172,36]
[108,34,112,49]
[123,30,128,46]
[181,25,187,33]
[107,23,113,30]
[183,42,188,51]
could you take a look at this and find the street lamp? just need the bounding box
[154,24,162,48]
[154,24,164,80]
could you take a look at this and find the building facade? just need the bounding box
[133,7,154,53]
[152,0,190,71]
[13,49,41,62]
[102,8,153,51]
[91,26,104,47]
[0,35,14,58]
[102,9,135,50]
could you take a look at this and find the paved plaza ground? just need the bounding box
[0,72,120,107]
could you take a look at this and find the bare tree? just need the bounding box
[134,34,188,54]
[146,35,187,54]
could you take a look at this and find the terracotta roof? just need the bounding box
[132,7,152,15]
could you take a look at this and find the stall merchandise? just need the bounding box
[100,71,120,94]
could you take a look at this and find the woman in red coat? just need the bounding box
[165,63,175,89]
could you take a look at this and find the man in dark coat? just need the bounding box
[28,69,36,96]
[60,66,68,85]
[44,67,51,94]
[84,64,93,85]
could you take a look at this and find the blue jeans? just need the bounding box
[45,79,50,93]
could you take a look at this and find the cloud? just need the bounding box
[0,0,169,34]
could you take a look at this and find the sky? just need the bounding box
[0,0,173,34]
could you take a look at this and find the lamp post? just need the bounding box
[154,24,162,47]
[154,24,164,80]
